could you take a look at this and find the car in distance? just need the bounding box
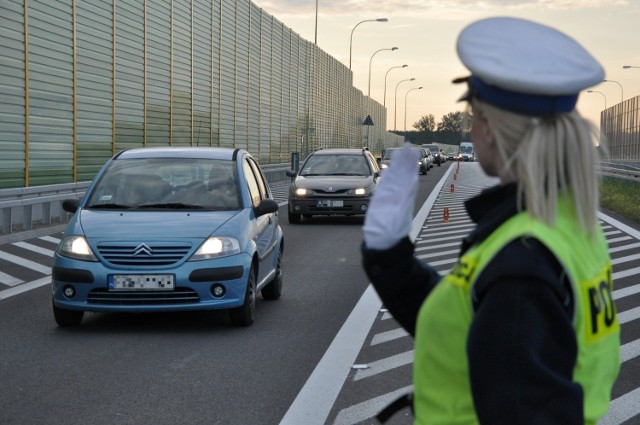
[381,146,428,174]
[52,147,284,327]
[286,148,380,224]
[422,144,444,166]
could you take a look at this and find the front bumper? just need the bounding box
[51,252,252,313]
[288,197,370,216]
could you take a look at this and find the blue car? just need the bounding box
[52,147,284,327]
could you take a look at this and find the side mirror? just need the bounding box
[62,198,80,214]
[254,198,279,217]
[285,170,297,178]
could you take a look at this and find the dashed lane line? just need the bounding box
[353,350,414,381]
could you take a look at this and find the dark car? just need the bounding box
[422,144,444,166]
[285,148,380,224]
[381,146,428,174]
[52,147,284,327]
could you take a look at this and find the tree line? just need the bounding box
[392,111,472,148]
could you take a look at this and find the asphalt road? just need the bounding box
[1,161,639,425]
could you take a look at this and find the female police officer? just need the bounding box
[362,17,620,424]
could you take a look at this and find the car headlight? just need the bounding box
[190,236,241,261]
[380,163,388,169]
[348,187,370,196]
[294,187,309,196]
[57,236,98,261]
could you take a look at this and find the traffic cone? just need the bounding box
[443,207,449,222]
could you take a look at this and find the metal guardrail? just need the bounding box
[0,164,292,235]
[601,167,640,183]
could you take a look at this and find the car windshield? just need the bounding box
[382,149,401,159]
[299,154,371,176]
[85,157,241,210]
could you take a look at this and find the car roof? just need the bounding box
[115,147,245,161]
[310,148,367,155]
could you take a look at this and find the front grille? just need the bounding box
[313,189,349,194]
[309,205,354,212]
[97,242,192,266]
[87,288,200,305]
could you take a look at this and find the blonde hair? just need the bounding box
[472,98,605,235]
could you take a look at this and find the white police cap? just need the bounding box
[454,17,604,116]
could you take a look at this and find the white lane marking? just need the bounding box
[614,268,640,281]
[371,328,409,346]
[612,253,640,265]
[614,284,640,300]
[415,241,461,252]
[621,339,640,362]
[599,212,640,240]
[278,285,382,425]
[609,242,640,253]
[598,387,640,425]
[332,385,413,425]
[0,271,23,287]
[39,235,61,244]
[12,241,55,257]
[354,350,414,381]
[0,251,51,275]
[0,276,50,300]
[618,307,640,324]
[607,236,633,244]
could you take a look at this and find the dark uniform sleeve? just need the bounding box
[361,237,440,337]
[467,238,583,425]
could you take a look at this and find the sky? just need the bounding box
[251,0,640,133]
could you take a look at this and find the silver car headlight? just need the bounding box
[57,236,98,261]
[348,187,370,196]
[294,187,309,196]
[190,236,241,261]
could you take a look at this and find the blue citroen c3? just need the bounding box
[51,147,284,327]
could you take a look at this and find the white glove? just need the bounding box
[363,143,420,250]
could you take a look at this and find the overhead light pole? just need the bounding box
[587,90,607,109]
[384,65,407,108]
[368,47,398,98]
[349,18,388,70]
[405,87,423,132]
[603,79,624,103]
[394,78,414,131]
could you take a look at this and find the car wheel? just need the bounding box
[262,246,283,300]
[288,211,301,224]
[52,298,84,327]
[230,266,256,326]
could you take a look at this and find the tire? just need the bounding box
[288,211,301,224]
[262,246,283,300]
[230,267,256,327]
[52,298,84,327]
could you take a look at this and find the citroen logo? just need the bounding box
[133,243,153,256]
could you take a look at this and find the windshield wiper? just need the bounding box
[138,203,205,209]
[87,203,131,209]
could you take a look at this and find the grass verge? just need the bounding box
[600,177,640,223]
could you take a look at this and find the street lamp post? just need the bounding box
[349,18,388,70]
[587,90,607,109]
[405,87,423,132]
[384,65,407,107]
[394,78,415,131]
[368,47,398,98]
[603,79,624,103]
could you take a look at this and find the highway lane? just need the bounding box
[0,164,445,425]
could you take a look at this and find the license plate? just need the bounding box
[108,274,175,291]
[317,200,344,207]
